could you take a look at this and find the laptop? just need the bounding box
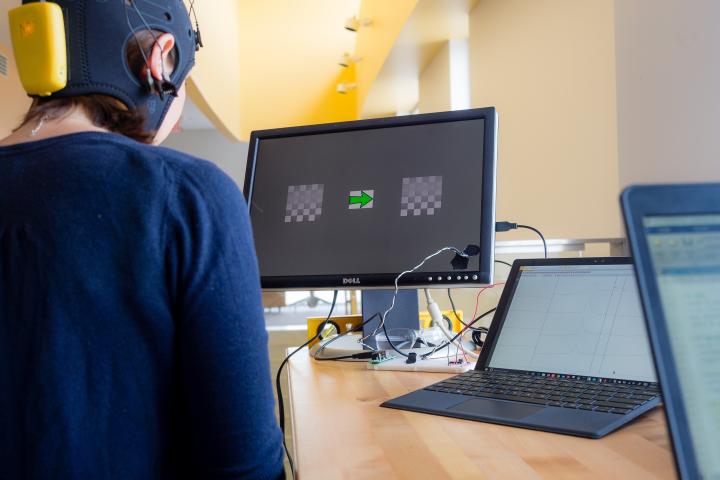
[622,183,720,479]
[382,257,661,438]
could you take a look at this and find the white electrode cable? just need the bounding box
[424,288,479,360]
[360,246,466,345]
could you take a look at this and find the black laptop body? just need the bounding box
[382,257,661,439]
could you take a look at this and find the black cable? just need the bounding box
[125,0,178,99]
[312,311,411,360]
[447,289,482,332]
[496,221,548,259]
[495,259,512,268]
[312,313,381,360]
[275,290,338,479]
[381,319,410,358]
[313,313,380,357]
[471,328,489,348]
[188,0,204,49]
[441,315,454,331]
[319,310,411,360]
[314,351,375,361]
[313,309,429,362]
[421,307,496,359]
[517,224,547,259]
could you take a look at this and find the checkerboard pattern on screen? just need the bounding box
[400,176,443,217]
[284,184,324,223]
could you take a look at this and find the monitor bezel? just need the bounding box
[243,107,497,290]
[622,183,720,480]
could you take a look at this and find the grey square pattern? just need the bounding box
[284,184,324,223]
[400,176,443,217]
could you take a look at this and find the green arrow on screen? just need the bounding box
[349,191,373,207]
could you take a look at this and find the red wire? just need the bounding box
[447,282,507,364]
[454,332,469,363]
[470,282,506,333]
[448,282,507,365]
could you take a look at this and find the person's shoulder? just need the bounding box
[160,147,238,190]
[86,133,241,204]
[92,132,213,171]
[140,147,245,217]
[130,141,237,193]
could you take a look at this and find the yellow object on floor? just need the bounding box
[306,314,363,346]
[419,310,463,332]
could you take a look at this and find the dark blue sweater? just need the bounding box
[0,132,284,479]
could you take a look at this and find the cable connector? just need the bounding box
[495,221,548,258]
[495,221,518,232]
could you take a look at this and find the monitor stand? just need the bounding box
[361,289,419,350]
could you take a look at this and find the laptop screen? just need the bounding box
[643,214,720,478]
[488,263,657,383]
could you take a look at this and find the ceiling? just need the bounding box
[185,0,479,138]
[188,0,362,140]
[362,0,477,117]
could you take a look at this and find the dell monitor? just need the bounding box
[243,107,497,291]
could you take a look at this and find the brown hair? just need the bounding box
[17,30,177,144]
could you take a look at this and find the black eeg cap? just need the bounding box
[26,0,199,134]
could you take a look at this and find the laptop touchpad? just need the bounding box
[448,398,544,419]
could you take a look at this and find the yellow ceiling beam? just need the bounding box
[304,63,359,126]
[188,0,361,141]
[186,0,419,141]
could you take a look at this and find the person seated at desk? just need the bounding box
[0,1,283,478]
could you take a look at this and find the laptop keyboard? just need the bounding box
[424,370,660,415]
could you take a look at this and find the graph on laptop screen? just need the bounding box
[488,264,656,382]
[644,214,720,479]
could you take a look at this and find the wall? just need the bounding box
[418,39,470,114]
[615,0,720,187]
[163,129,249,188]
[360,0,470,118]
[356,0,418,114]
[448,39,470,111]
[469,0,620,240]
[0,2,32,138]
[418,41,451,113]
[185,0,244,140]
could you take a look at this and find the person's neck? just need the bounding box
[0,108,109,147]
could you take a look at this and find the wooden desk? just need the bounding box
[287,349,675,479]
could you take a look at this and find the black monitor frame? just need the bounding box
[243,107,498,290]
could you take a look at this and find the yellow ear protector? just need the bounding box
[8,1,67,97]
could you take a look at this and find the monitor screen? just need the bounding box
[243,108,497,289]
[488,263,657,383]
[643,214,720,478]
